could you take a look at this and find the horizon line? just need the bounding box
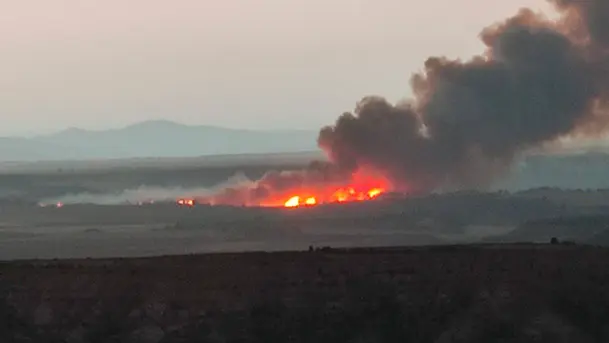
[1,119,319,139]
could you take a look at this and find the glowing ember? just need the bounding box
[38,201,66,208]
[177,198,195,207]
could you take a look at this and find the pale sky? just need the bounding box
[0,0,555,136]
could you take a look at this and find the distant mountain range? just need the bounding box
[1,120,607,163]
[0,120,319,161]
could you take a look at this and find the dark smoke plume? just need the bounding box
[206,0,609,205]
[318,1,609,193]
[551,0,609,47]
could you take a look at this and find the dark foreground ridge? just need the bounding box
[2,244,609,342]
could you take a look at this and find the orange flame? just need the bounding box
[282,187,385,208]
[283,195,319,207]
[284,196,300,207]
[368,188,382,198]
[304,197,317,205]
[175,170,391,208]
[177,198,195,207]
[280,172,389,208]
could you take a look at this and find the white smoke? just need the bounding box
[40,172,254,205]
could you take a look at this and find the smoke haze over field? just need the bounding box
[43,186,215,205]
[42,173,254,205]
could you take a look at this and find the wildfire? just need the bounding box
[368,188,382,198]
[284,196,301,207]
[177,198,195,207]
[283,195,318,207]
[305,197,317,205]
[175,170,390,209]
[281,185,385,208]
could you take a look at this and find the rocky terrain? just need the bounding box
[2,244,609,342]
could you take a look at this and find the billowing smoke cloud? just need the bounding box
[551,0,609,47]
[203,0,609,205]
[319,2,609,193]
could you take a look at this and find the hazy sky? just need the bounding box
[1,0,555,135]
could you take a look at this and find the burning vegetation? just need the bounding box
[276,184,384,208]
[181,0,609,208]
[177,198,195,207]
[177,170,389,208]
